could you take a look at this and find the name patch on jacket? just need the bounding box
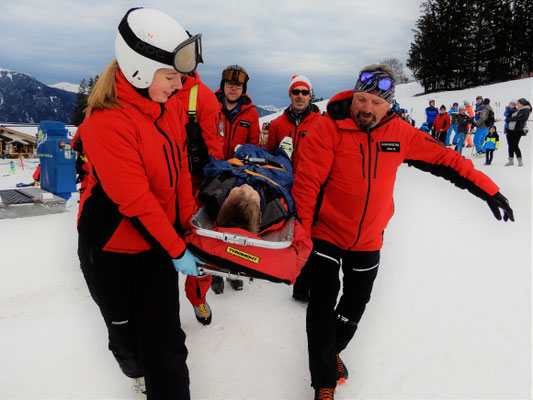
[380,142,400,152]
[239,121,251,128]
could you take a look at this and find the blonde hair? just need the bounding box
[216,191,261,234]
[87,59,124,111]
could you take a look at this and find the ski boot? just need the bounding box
[505,158,514,166]
[518,157,523,166]
[193,302,212,325]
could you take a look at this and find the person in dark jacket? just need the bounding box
[504,98,531,166]
[503,100,517,134]
[455,105,474,154]
[425,99,438,135]
[77,7,203,399]
[293,64,514,400]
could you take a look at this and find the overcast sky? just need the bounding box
[0,0,423,107]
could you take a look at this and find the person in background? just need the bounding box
[503,100,517,135]
[175,70,225,326]
[391,99,402,116]
[455,105,474,154]
[433,104,451,144]
[474,95,484,121]
[212,64,260,292]
[474,98,494,155]
[504,98,531,167]
[448,102,459,146]
[216,65,260,160]
[265,74,323,302]
[482,125,499,165]
[463,100,475,148]
[76,7,203,398]
[425,99,438,135]
[293,64,514,400]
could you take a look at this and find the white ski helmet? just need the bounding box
[115,7,203,89]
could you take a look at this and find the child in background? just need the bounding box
[482,125,499,165]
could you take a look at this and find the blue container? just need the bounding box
[36,121,76,201]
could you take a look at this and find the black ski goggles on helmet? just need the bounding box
[119,8,203,74]
[222,69,248,84]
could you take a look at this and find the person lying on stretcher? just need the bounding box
[198,137,294,234]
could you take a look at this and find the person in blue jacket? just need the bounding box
[482,125,499,165]
[448,102,459,146]
[474,95,483,121]
[425,99,438,136]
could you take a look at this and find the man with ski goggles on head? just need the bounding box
[292,64,514,400]
[265,74,323,303]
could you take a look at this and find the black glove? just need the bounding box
[486,192,514,222]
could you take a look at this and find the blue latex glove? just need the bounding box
[172,249,201,276]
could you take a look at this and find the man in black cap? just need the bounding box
[293,63,515,400]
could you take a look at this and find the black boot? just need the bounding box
[211,275,224,294]
[336,354,348,384]
[228,278,243,291]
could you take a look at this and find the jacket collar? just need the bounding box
[116,70,164,120]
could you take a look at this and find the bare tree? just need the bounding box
[379,58,409,83]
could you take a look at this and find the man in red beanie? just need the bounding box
[265,74,323,302]
[293,64,514,400]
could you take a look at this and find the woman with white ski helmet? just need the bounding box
[77,8,203,399]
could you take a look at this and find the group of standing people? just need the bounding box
[75,7,516,400]
[423,96,530,166]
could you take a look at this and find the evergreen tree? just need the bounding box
[71,78,88,126]
[407,0,530,93]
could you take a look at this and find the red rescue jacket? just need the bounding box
[77,70,195,258]
[175,72,224,191]
[265,104,322,172]
[175,72,224,160]
[215,91,260,159]
[293,90,500,251]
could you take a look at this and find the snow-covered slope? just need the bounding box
[1,78,531,399]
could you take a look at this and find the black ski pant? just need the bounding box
[506,130,523,158]
[78,236,190,400]
[306,238,380,389]
[485,149,494,164]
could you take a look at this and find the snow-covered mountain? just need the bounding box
[49,82,79,93]
[1,77,531,399]
[0,68,75,123]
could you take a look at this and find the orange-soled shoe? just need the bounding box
[314,387,335,400]
[336,354,348,384]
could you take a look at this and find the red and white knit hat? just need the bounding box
[289,75,312,91]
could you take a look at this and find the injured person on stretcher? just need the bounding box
[185,142,312,284]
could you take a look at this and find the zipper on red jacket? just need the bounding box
[360,143,366,178]
[154,105,180,187]
[351,132,372,249]
[374,142,380,179]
